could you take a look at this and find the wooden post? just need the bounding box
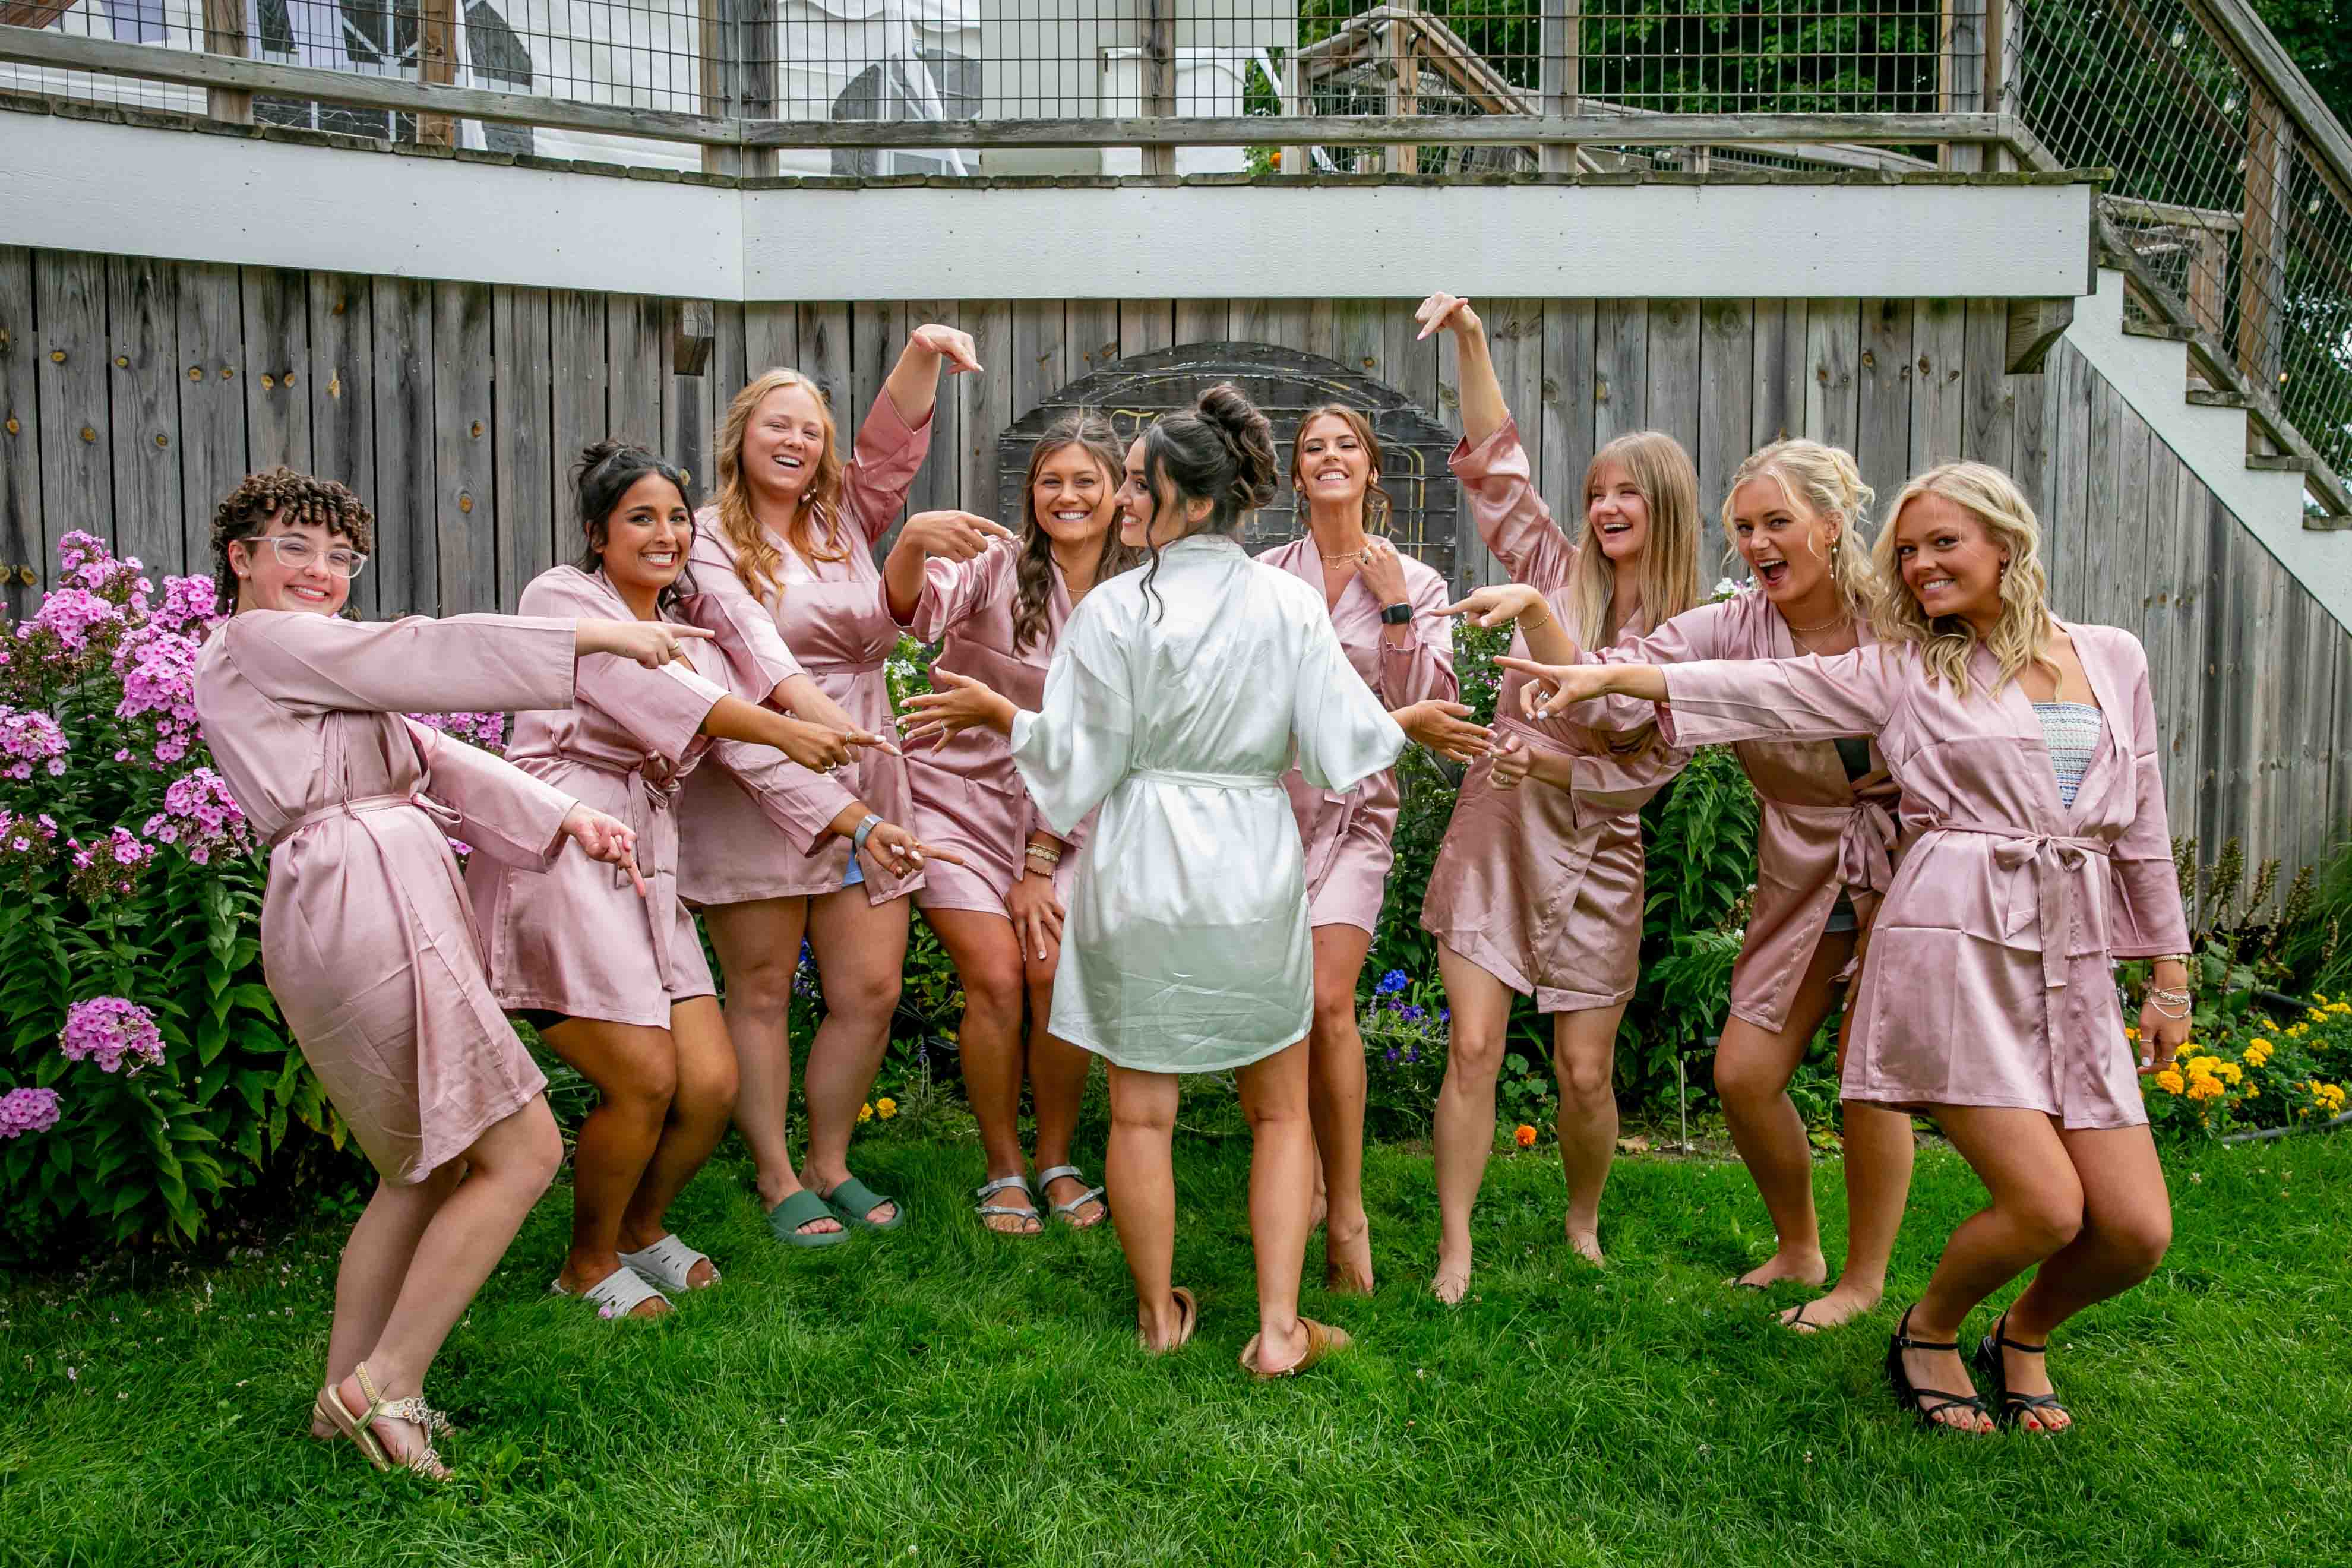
[1141,0,1175,178]
[417,0,456,147]
[1539,0,1578,175]
[1942,0,1987,172]
[1388,7,1417,176]
[199,0,252,125]
[701,0,777,177]
[1985,0,2012,169]
[2239,86,2293,392]
[1282,48,1306,179]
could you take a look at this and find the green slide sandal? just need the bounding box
[821,1174,905,1232]
[769,1188,854,1248]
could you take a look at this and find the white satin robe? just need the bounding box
[1010,535,1406,1073]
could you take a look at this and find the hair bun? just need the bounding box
[1194,382,1278,509]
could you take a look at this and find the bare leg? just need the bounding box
[1553,1002,1630,1266]
[1997,1124,2171,1431]
[1235,1039,1316,1374]
[538,1016,678,1317]
[1430,944,1516,1303]
[1899,1105,2087,1433]
[329,1097,564,1468]
[1716,931,1853,1290]
[706,896,840,1235]
[1305,924,1376,1293]
[312,1164,461,1435]
[1025,931,1102,1228]
[1107,1063,1183,1349]
[611,995,738,1286]
[799,887,910,1224]
[926,905,1041,1232]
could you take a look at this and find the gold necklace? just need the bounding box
[1784,611,1844,635]
[1320,549,1364,566]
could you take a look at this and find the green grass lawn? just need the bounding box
[5,1116,2351,1567]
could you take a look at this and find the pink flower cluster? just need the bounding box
[113,624,203,768]
[68,826,156,906]
[58,996,164,1075]
[0,706,67,781]
[0,808,60,892]
[0,1086,62,1139]
[407,710,508,754]
[147,575,220,637]
[143,767,252,864]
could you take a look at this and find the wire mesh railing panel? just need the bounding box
[2015,0,2352,489]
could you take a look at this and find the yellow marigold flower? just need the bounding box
[2154,1069,2185,1095]
[2318,992,2331,1003]
[2190,1055,2222,1074]
[2186,1077,2225,1102]
[2216,1061,2243,1085]
[2245,1084,2258,1098]
[876,1097,898,1120]
[858,1102,874,1123]
[2175,1040,2196,1059]
[2124,1026,2139,1041]
[2244,1041,2272,1068]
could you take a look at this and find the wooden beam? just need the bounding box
[1387,14,1417,176]
[416,0,456,147]
[2238,87,2291,390]
[1539,0,1579,175]
[2005,297,2073,372]
[198,0,251,126]
[1140,0,1175,178]
[0,3,72,28]
[672,299,716,378]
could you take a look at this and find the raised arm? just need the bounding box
[842,327,972,546]
[223,609,577,716]
[1417,292,1508,447]
[883,517,1019,628]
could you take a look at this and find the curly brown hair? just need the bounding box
[210,467,375,615]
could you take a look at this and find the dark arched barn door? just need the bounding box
[995,343,1466,591]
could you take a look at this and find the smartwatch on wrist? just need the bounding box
[1380,602,1414,626]
[850,813,883,861]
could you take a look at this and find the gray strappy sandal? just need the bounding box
[973,1173,1042,1235]
[1036,1164,1107,1228]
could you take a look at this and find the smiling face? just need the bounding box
[1586,457,1652,562]
[229,513,354,617]
[1727,470,1836,606]
[1892,491,2008,626]
[741,382,830,507]
[1115,435,1155,549]
[1294,412,1373,513]
[1030,441,1119,551]
[596,472,694,606]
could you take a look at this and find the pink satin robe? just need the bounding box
[1420,421,1690,1011]
[898,539,1082,913]
[679,392,933,906]
[1256,536,1457,933]
[1598,589,1901,1033]
[193,610,581,1184]
[468,568,858,1026]
[1657,623,2190,1128]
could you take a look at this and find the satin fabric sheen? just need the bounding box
[194,612,581,1183]
[1256,536,1457,934]
[678,392,933,906]
[1658,624,2191,1129]
[468,568,858,1026]
[1010,536,1405,1073]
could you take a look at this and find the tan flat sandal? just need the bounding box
[1240,1317,1352,1380]
[319,1362,453,1480]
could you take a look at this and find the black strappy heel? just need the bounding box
[1975,1312,2071,1432]
[1885,1304,1991,1433]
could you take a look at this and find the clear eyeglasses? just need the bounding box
[249,535,369,578]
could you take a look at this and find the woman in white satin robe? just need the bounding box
[902,385,1402,1380]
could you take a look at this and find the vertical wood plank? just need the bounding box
[1257,300,1315,355]
[433,282,496,615]
[608,294,667,448]
[959,300,1014,526]
[2040,344,2091,612]
[902,299,960,519]
[1594,298,1649,449]
[1120,300,1175,360]
[1909,296,1966,471]
[1066,299,1121,381]
[2080,372,2121,624]
[744,302,798,377]
[1540,299,1595,537]
[1384,296,1438,422]
[1854,298,1913,517]
[106,255,182,574]
[34,251,112,568]
[2195,492,2236,870]
[1643,298,1701,459]
[1803,299,1860,454]
[1750,298,1808,448]
[2138,435,2181,789]
[795,303,851,419]
[1173,299,1228,347]
[1329,299,1383,382]
[0,248,40,618]
[1009,300,1064,431]
[548,289,609,569]
[1960,296,2014,473]
[492,285,554,606]
[369,276,436,617]
[175,263,246,581]
[846,301,897,539]
[307,271,374,555]
[2010,347,2049,520]
[2111,407,2153,684]
[1697,299,1753,522]
[2168,455,2209,849]
[668,304,717,500]
[708,298,747,491]
[239,267,309,474]
[1229,298,1272,346]
[1475,299,1544,587]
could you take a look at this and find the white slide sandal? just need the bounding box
[551,1264,671,1320]
[618,1233,719,1292]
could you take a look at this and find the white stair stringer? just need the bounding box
[2060,266,2349,634]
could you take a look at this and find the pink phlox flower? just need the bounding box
[0,706,67,781]
[144,768,252,862]
[151,576,222,637]
[58,997,165,1076]
[406,710,507,756]
[0,1086,62,1138]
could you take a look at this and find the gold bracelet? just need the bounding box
[1024,843,1062,866]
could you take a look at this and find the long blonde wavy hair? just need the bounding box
[1722,438,1884,625]
[1871,460,2054,697]
[1566,431,1703,645]
[713,368,850,602]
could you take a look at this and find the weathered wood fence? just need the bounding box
[1,244,2343,900]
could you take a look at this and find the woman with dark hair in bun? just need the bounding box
[903,384,1404,1378]
[471,442,944,1322]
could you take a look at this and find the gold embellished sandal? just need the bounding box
[320,1362,453,1480]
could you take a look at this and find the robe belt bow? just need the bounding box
[1834,800,1900,897]
[268,790,461,850]
[590,758,687,992]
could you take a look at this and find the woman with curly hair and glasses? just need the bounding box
[192,467,693,1477]
[1503,461,2192,1434]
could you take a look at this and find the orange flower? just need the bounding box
[1514,1124,1537,1148]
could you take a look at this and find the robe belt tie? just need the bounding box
[1132,768,1283,790]
[575,758,685,991]
[1832,800,1900,896]
[269,791,460,850]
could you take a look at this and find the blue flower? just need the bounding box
[1439,1008,1451,1024]
[1403,1047,1420,1064]
[1384,1047,1400,1063]
[1401,1004,1425,1023]
[1376,969,1408,997]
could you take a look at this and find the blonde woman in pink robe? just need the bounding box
[1258,403,1479,1294]
[1510,461,2193,1434]
[682,325,977,1244]
[1452,440,1919,1332]
[194,468,689,1477]
[882,411,1135,1235]
[1410,292,1702,1300]
[472,443,937,1319]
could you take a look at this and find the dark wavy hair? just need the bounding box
[1136,382,1279,618]
[574,440,701,615]
[1013,409,1138,653]
[210,467,375,618]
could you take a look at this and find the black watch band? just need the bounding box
[1379,602,1414,625]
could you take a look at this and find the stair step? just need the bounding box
[2186,387,2252,409]
[2247,453,2307,472]
[2122,317,2196,343]
[2304,513,2352,533]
